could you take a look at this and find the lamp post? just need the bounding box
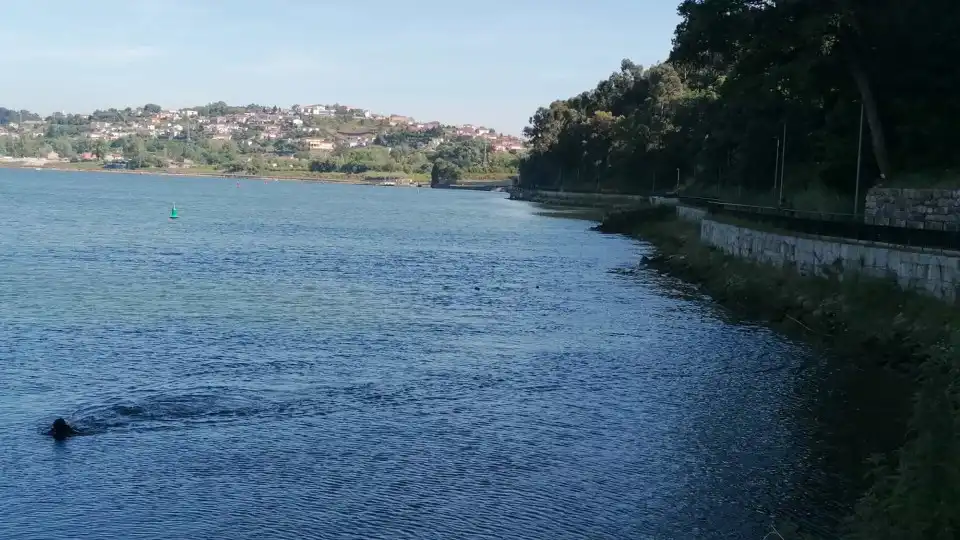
[778,123,786,208]
[854,102,864,215]
[773,138,780,192]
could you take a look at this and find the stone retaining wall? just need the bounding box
[864,188,960,231]
[700,219,960,303]
[676,205,707,223]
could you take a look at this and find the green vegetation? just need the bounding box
[595,207,960,538]
[0,107,41,124]
[520,0,960,211]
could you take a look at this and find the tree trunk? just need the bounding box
[840,19,893,180]
[847,54,892,180]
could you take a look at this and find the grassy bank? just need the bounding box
[510,189,651,209]
[597,207,960,539]
[4,162,427,184]
[4,162,510,185]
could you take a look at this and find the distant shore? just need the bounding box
[0,160,514,188]
[0,160,417,185]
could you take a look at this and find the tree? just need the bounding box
[520,0,960,200]
[52,137,74,158]
[309,159,338,173]
[122,136,147,160]
[0,108,41,124]
[94,139,109,160]
[18,136,37,158]
[143,103,162,114]
[248,154,265,174]
[431,158,462,187]
[274,139,298,156]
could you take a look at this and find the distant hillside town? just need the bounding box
[0,103,525,181]
[0,103,525,154]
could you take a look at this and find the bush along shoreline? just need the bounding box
[595,207,960,539]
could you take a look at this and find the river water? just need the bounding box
[0,169,854,539]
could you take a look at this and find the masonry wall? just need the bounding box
[864,188,960,231]
[676,205,707,223]
[700,219,960,304]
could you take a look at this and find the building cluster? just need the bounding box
[0,103,526,154]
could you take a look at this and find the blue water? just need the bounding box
[0,169,833,539]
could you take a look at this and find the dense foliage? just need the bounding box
[0,107,41,124]
[520,0,960,204]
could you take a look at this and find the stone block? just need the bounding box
[888,249,902,270]
[944,260,958,279]
[876,248,891,270]
[923,278,942,297]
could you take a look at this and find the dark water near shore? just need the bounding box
[0,169,859,539]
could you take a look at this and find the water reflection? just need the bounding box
[634,251,914,537]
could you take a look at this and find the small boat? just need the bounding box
[169,203,179,220]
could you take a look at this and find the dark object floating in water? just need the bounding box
[48,418,79,440]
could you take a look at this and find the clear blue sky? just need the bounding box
[1,0,680,134]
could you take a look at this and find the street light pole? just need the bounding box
[773,138,780,192]
[779,122,786,207]
[854,102,864,215]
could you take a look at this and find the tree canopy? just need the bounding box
[519,0,960,205]
[0,108,41,124]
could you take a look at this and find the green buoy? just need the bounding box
[170,203,178,220]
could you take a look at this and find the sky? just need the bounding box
[0,0,680,135]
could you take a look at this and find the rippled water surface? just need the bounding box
[1,170,838,539]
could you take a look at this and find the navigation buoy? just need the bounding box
[170,203,178,220]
